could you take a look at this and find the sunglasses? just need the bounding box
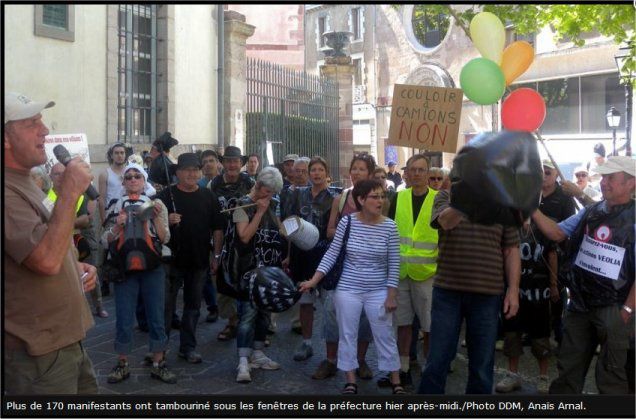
[575,173,588,178]
[124,174,144,181]
[429,177,443,181]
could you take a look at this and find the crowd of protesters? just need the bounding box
[4,92,634,397]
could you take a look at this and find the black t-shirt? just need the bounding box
[388,189,428,222]
[540,185,576,223]
[157,185,224,270]
[519,224,553,304]
[234,195,285,270]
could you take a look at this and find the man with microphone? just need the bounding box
[4,92,98,394]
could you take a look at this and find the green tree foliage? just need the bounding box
[403,4,634,85]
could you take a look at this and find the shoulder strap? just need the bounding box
[338,189,349,216]
[342,214,352,244]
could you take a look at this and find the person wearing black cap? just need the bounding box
[210,146,255,341]
[156,153,225,363]
[387,161,402,188]
[148,132,179,189]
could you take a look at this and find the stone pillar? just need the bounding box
[224,10,255,151]
[321,56,354,185]
[157,5,175,135]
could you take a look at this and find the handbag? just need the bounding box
[321,215,352,291]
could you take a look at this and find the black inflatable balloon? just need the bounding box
[242,267,301,313]
[450,130,542,226]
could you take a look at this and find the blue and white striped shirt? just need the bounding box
[317,213,400,292]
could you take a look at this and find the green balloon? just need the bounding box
[460,58,505,105]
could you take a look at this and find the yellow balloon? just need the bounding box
[469,12,505,64]
[500,41,535,85]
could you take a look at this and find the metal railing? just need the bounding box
[246,58,340,180]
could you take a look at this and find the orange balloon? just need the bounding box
[500,41,534,86]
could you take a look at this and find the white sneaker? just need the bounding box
[495,372,522,393]
[236,363,251,383]
[250,353,280,370]
[537,375,549,394]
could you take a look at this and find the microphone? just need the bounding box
[53,144,100,200]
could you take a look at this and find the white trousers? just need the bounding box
[334,289,400,372]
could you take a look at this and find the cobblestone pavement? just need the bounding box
[86,290,597,395]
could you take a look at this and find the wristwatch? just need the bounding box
[622,305,633,315]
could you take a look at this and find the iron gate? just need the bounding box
[246,58,340,180]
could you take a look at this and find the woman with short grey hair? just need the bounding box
[255,166,284,194]
[30,165,52,193]
[231,164,285,383]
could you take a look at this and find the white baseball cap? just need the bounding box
[4,92,55,124]
[593,156,635,177]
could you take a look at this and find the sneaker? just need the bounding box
[236,363,252,383]
[537,375,549,394]
[495,372,522,393]
[205,307,219,323]
[107,359,130,383]
[399,370,413,387]
[178,351,202,364]
[250,353,280,370]
[95,309,109,318]
[356,359,373,380]
[150,361,177,384]
[312,359,337,380]
[293,342,314,361]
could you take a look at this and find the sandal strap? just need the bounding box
[342,383,358,394]
[392,384,406,394]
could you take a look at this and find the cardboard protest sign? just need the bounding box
[388,84,463,153]
[43,133,90,173]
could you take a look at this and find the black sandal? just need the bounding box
[342,382,358,395]
[392,383,406,394]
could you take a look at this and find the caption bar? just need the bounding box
[3,395,634,417]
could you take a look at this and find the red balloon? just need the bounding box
[501,88,546,132]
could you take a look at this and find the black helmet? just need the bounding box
[242,267,300,313]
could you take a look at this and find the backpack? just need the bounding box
[109,197,162,273]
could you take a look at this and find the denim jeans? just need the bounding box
[418,287,501,394]
[202,268,217,311]
[114,266,168,355]
[167,265,208,354]
[236,300,268,358]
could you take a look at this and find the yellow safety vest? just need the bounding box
[47,189,85,215]
[395,187,438,280]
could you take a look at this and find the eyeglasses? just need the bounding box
[575,173,588,178]
[429,177,443,181]
[124,174,144,181]
[367,194,386,200]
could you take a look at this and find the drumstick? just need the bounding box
[534,131,592,207]
[220,202,258,213]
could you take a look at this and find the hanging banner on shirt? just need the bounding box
[43,133,90,173]
[388,84,463,153]
[574,234,625,280]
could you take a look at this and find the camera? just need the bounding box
[153,131,179,153]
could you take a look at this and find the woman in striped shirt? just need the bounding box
[300,179,404,394]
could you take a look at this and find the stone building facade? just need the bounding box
[304,4,629,174]
[5,4,255,172]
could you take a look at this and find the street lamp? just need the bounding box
[606,106,621,156]
[614,43,633,156]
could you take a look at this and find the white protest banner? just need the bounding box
[43,133,90,172]
[574,235,626,280]
[388,84,463,153]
